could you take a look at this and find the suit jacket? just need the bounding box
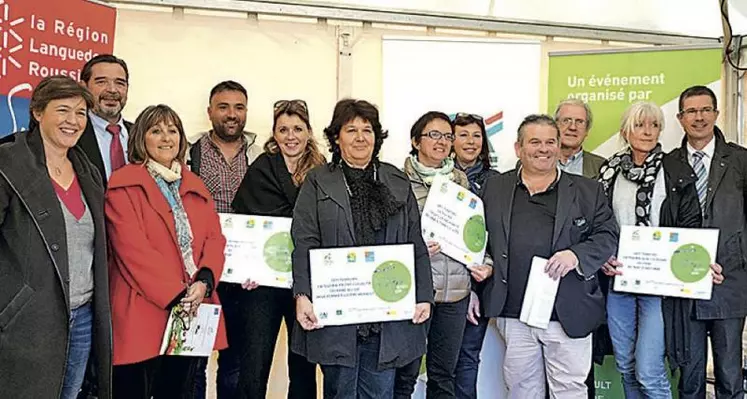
[582,150,605,180]
[670,127,747,319]
[76,115,133,187]
[480,170,619,338]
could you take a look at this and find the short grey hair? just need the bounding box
[620,101,665,142]
[517,114,560,146]
[554,98,593,130]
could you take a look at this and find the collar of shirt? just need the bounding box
[516,165,562,191]
[207,131,248,159]
[686,135,716,161]
[559,149,584,166]
[89,110,126,135]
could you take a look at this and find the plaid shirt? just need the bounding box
[198,136,248,213]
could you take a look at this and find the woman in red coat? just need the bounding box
[106,104,227,399]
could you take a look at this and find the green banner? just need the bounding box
[548,47,722,153]
[594,356,680,399]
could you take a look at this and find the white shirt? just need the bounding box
[612,168,666,227]
[686,136,716,179]
[89,111,129,179]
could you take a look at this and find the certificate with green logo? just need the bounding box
[614,226,719,299]
[218,214,294,288]
[309,244,415,326]
[421,175,487,266]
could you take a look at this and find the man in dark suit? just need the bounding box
[670,85,747,399]
[77,54,133,186]
[481,114,618,398]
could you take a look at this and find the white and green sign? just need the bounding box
[548,46,722,156]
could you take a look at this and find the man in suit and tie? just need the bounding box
[77,54,132,186]
[670,85,747,399]
[481,114,618,398]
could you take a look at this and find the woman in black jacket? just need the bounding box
[598,101,722,398]
[232,99,326,398]
[0,76,112,399]
[450,112,499,399]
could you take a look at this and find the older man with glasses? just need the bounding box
[554,99,606,179]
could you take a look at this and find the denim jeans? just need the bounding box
[321,336,395,399]
[61,303,93,399]
[607,291,671,399]
[454,316,489,399]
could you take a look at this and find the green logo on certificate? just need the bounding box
[463,215,487,252]
[263,232,294,273]
[372,260,412,302]
[671,243,710,283]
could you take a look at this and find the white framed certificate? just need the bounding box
[420,175,487,266]
[219,213,293,288]
[613,225,719,300]
[309,244,416,326]
[160,304,221,357]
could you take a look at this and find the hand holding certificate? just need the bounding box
[160,303,221,357]
[309,244,416,326]
[613,226,719,299]
[218,214,293,288]
[420,175,487,266]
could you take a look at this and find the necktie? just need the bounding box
[692,151,708,212]
[107,124,125,172]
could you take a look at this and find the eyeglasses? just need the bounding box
[453,112,484,122]
[557,117,587,128]
[680,107,716,117]
[273,99,308,113]
[422,130,455,141]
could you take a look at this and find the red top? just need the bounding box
[105,164,228,365]
[51,175,85,220]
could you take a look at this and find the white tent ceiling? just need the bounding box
[292,0,747,38]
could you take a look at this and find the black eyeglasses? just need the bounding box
[273,99,308,113]
[421,130,455,141]
[453,112,484,122]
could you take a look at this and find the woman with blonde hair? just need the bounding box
[232,99,325,398]
[598,101,723,398]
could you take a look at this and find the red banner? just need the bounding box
[0,0,116,135]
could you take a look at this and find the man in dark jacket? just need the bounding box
[670,85,747,399]
[481,114,618,398]
[77,54,133,187]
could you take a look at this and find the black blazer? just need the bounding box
[0,129,112,398]
[480,170,619,338]
[76,115,133,187]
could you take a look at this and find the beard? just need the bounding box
[95,95,124,120]
[212,118,246,143]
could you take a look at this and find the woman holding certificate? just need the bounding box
[0,76,112,399]
[598,102,722,398]
[399,111,493,398]
[106,104,228,399]
[232,99,324,398]
[292,99,434,398]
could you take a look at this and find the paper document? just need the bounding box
[420,175,487,266]
[160,303,221,357]
[614,225,718,299]
[519,256,560,329]
[219,213,293,288]
[309,244,416,326]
